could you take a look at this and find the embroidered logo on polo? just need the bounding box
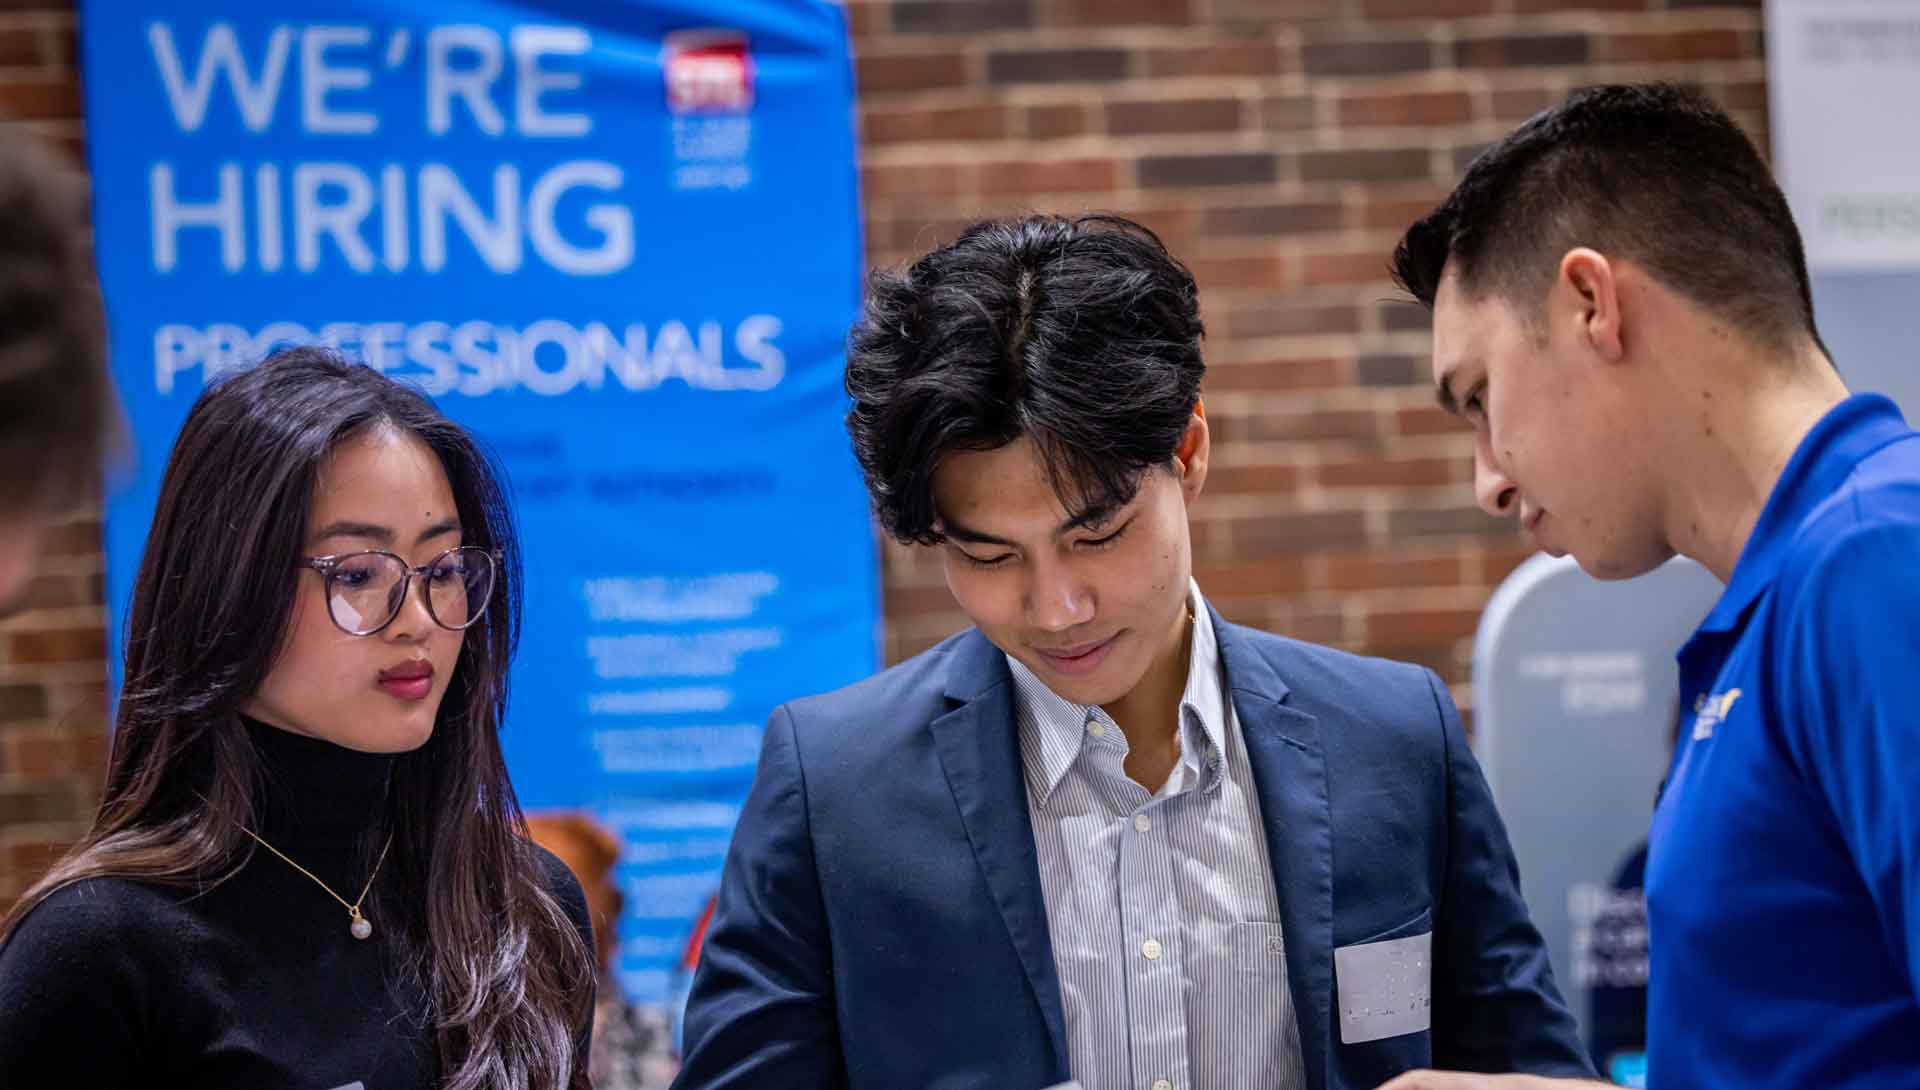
[1692,688,1743,740]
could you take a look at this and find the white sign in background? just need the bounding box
[1767,0,1920,272]
[1766,0,1920,421]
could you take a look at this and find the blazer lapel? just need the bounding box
[1216,612,1334,1090]
[928,630,1071,1078]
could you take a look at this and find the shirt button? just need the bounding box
[1133,814,1151,833]
[1141,938,1162,961]
[1153,1081,1173,1090]
[1087,721,1107,738]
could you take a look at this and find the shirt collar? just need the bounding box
[1696,393,1911,635]
[1010,579,1229,806]
[1177,580,1231,784]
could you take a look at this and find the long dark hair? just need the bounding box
[0,347,592,1090]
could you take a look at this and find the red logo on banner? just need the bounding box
[664,30,754,114]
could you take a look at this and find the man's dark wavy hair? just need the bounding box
[846,214,1205,545]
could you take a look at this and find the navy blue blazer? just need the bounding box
[674,611,1591,1090]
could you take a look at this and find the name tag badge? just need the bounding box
[1334,930,1432,1044]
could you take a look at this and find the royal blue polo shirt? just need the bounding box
[1646,393,1920,1089]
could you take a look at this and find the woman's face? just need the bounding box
[242,427,471,754]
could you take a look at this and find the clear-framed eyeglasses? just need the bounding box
[299,546,500,636]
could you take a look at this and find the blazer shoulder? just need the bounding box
[780,628,979,729]
[1233,623,1435,694]
[1226,623,1449,746]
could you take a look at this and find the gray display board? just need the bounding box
[1472,555,1723,1041]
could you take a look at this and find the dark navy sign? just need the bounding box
[80,0,875,1003]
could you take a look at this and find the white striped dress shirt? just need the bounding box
[1007,580,1307,1090]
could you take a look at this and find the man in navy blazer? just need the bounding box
[673,216,1591,1090]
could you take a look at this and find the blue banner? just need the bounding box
[80,0,875,1008]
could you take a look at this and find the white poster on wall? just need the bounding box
[1766,0,1920,419]
[1767,0,1920,271]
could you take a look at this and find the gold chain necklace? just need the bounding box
[237,824,394,940]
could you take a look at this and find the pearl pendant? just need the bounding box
[350,910,373,940]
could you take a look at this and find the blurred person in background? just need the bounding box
[673,214,1592,1090]
[0,349,595,1089]
[0,127,120,616]
[529,810,682,1090]
[1380,83,1920,1090]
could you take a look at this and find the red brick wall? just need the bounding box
[0,0,1768,905]
[0,2,109,907]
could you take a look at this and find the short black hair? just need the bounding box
[846,214,1204,545]
[1393,83,1824,354]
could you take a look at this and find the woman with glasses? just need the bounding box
[0,347,595,1090]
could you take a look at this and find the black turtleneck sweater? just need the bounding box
[0,719,594,1089]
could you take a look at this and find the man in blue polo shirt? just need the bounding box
[1375,83,1920,1090]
